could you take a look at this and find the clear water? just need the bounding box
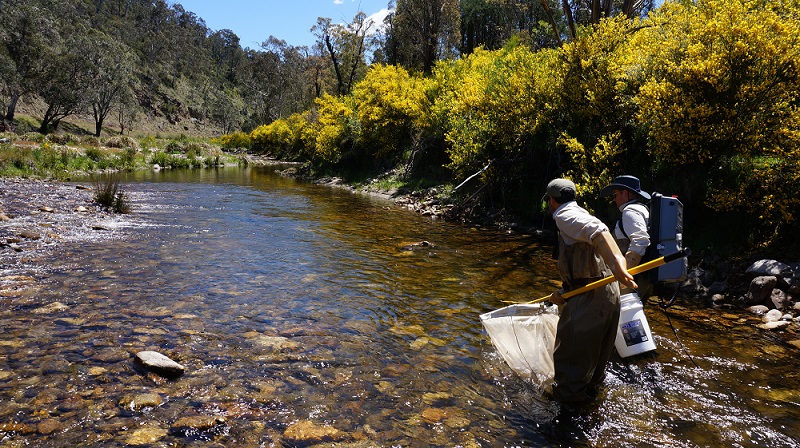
[0,166,798,447]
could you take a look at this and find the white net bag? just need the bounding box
[480,303,560,392]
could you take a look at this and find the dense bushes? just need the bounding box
[223,0,800,251]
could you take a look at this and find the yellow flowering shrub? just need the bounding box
[431,45,560,178]
[313,93,356,165]
[350,64,427,158]
[625,0,800,233]
[248,112,313,160]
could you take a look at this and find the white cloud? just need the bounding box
[364,8,391,35]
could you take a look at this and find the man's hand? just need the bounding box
[624,251,642,269]
[549,289,566,305]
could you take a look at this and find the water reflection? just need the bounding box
[0,166,798,446]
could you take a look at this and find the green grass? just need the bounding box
[92,173,131,213]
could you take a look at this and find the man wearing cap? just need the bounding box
[600,175,652,296]
[543,178,637,402]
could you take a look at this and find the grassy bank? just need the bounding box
[0,132,241,180]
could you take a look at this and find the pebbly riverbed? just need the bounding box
[2,173,800,447]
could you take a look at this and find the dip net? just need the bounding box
[480,303,559,392]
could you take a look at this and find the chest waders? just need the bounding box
[552,235,620,402]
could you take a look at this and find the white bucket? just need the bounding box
[614,292,657,358]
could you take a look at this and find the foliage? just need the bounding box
[213,131,252,150]
[311,94,357,167]
[350,64,427,160]
[248,112,313,161]
[104,136,140,151]
[389,0,461,74]
[624,0,800,240]
[556,16,643,199]
[430,45,559,179]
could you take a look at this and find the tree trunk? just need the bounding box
[95,117,104,137]
[540,0,563,46]
[4,92,20,122]
[561,0,576,40]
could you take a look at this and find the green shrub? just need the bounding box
[104,135,140,151]
[21,132,45,143]
[150,150,190,168]
[81,135,101,147]
[85,147,106,162]
[45,133,79,145]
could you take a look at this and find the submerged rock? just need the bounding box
[134,351,185,378]
[283,420,349,445]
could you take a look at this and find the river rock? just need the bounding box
[746,259,793,279]
[746,305,769,316]
[134,351,185,378]
[763,309,783,323]
[119,392,163,410]
[746,276,777,306]
[770,289,791,310]
[756,321,792,331]
[707,281,728,295]
[172,415,226,433]
[125,425,168,445]
[283,420,349,445]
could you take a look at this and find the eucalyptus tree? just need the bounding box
[559,0,657,40]
[235,37,313,130]
[80,30,135,136]
[388,0,461,74]
[0,0,60,123]
[312,12,373,95]
[460,0,564,52]
[37,48,92,133]
[208,29,245,83]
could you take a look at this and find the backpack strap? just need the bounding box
[615,202,649,242]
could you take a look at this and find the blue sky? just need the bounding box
[172,1,393,50]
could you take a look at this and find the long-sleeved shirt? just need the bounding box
[553,201,609,245]
[614,201,650,256]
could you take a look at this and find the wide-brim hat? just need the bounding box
[599,175,651,200]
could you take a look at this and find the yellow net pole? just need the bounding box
[527,248,690,304]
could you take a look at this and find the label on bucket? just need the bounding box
[620,319,649,346]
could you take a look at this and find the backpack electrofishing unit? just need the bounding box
[646,193,687,284]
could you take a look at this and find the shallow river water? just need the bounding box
[1,166,799,447]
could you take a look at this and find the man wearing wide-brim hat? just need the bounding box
[600,175,651,294]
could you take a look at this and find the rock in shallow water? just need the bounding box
[134,351,185,378]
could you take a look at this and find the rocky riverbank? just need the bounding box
[0,178,130,268]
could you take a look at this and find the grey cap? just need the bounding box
[543,178,576,200]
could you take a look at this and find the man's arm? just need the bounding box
[593,231,638,290]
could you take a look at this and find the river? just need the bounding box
[0,166,798,447]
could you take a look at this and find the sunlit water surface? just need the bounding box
[0,167,798,447]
